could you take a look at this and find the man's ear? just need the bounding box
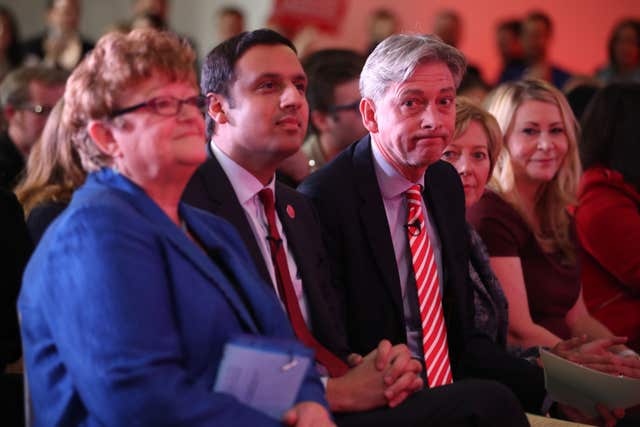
[360,98,378,133]
[310,110,331,134]
[207,92,228,125]
[87,120,121,157]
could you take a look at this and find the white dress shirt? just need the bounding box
[211,142,310,324]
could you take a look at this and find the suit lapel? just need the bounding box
[195,157,273,285]
[352,137,404,313]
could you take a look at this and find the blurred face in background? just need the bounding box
[47,0,80,36]
[9,80,65,156]
[0,13,13,51]
[218,11,244,41]
[613,24,640,69]
[313,78,366,151]
[522,18,550,63]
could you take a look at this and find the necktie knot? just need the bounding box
[258,188,275,214]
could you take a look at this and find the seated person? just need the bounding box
[15,100,86,244]
[470,79,635,356]
[19,28,331,427]
[576,83,640,352]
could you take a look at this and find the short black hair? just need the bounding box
[303,49,364,135]
[498,19,522,36]
[200,28,296,140]
[580,83,640,189]
[303,49,364,112]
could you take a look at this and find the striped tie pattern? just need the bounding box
[405,184,453,387]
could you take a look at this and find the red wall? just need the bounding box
[308,0,640,84]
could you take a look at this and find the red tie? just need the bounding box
[258,188,349,377]
[405,185,453,387]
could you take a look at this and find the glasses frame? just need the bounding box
[109,95,209,118]
[17,104,55,115]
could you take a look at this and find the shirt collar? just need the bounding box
[370,137,424,200]
[211,140,276,204]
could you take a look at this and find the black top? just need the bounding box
[27,201,68,245]
[0,189,33,368]
[0,131,24,191]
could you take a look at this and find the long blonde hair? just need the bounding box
[15,100,86,216]
[484,79,581,263]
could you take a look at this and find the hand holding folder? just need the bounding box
[214,335,314,420]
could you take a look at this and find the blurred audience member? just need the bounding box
[0,65,67,189]
[366,8,398,55]
[0,188,32,427]
[279,49,366,184]
[576,83,640,352]
[496,19,524,84]
[0,6,23,82]
[131,12,166,31]
[432,9,461,48]
[23,0,93,71]
[458,72,491,105]
[501,12,572,89]
[596,19,640,84]
[15,100,85,244]
[432,9,484,95]
[563,79,601,122]
[216,6,245,42]
[132,0,169,27]
[19,28,331,426]
[472,80,627,354]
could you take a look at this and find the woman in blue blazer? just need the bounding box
[18,29,330,427]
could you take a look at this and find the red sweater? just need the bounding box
[575,166,640,350]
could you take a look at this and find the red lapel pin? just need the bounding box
[286,204,295,219]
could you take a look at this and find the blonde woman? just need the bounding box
[15,100,85,244]
[468,79,632,356]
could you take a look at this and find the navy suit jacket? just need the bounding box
[182,153,350,360]
[299,135,546,412]
[19,169,326,426]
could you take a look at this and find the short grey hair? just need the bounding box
[360,33,466,101]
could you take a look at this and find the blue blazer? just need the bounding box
[19,169,326,426]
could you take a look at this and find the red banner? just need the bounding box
[269,0,347,34]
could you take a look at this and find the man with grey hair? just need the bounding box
[0,65,67,189]
[299,34,546,418]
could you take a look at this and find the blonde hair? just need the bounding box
[484,79,581,263]
[62,29,197,172]
[453,96,503,176]
[15,100,86,216]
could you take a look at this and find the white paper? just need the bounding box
[541,348,640,416]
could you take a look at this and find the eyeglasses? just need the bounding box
[18,104,55,115]
[327,100,360,114]
[109,95,208,118]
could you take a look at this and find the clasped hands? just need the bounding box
[327,339,423,412]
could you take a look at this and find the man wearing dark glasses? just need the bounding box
[278,49,367,186]
[0,65,67,189]
[302,49,367,175]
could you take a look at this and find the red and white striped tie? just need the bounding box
[405,184,453,387]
